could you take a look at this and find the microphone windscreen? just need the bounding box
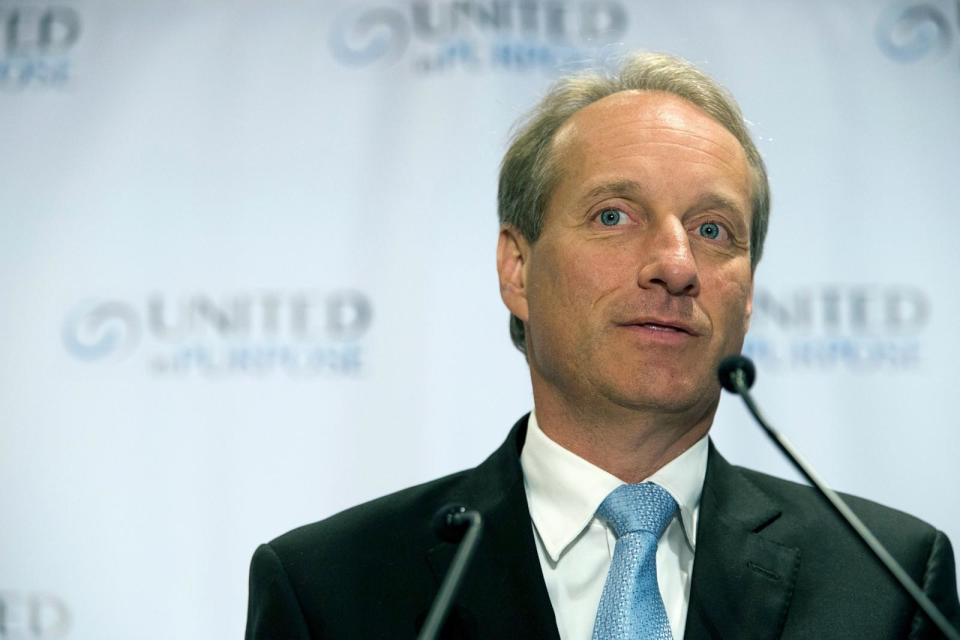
[431,504,469,543]
[717,354,756,392]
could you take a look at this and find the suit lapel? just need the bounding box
[419,421,800,639]
[425,416,561,640]
[684,443,800,640]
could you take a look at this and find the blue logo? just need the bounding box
[876,1,956,63]
[62,291,374,378]
[0,5,81,90]
[328,1,629,75]
[743,285,930,373]
[62,301,140,362]
[330,6,410,66]
[0,591,71,639]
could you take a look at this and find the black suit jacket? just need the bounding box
[246,416,960,639]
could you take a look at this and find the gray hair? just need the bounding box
[497,52,770,355]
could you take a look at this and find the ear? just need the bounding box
[743,277,754,333]
[497,225,531,322]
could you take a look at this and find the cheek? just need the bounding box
[705,268,753,332]
[534,240,626,316]
[525,242,623,363]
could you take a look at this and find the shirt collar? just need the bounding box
[520,410,708,563]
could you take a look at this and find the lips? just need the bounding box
[619,318,702,336]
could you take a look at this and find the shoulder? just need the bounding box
[247,468,479,635]
[737,465,933,530]
[720,464,960,633]
[246,469,489,638]
[267,415,530,563]
[731,464,942,565]
[268,467,473,565]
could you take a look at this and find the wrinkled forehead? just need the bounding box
[551,90,749,174]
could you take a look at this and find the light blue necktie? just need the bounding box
[592,482,678,640]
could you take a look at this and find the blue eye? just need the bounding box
[599,209,624,226]
[699,222,721,239]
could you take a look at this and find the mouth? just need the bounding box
[619,318,702,337]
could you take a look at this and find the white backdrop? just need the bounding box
[2,1,959,638]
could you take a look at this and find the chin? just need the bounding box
[606,374,717,416]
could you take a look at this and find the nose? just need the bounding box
[637,217,700,296]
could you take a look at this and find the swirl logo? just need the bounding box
[876,2,954,62]
[62,301,140,362]
[329,6,410,66]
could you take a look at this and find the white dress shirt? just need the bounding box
[519,411,709,640]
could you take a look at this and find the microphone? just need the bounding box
[417,505,484,640]
[431,504,476,543]
[717,354,755,392]
[717,355,960,640]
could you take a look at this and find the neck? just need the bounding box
[531,381,716,484]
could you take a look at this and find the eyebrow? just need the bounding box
[582,179,644,203]
[691,193,748,220]
[582,180,748,220]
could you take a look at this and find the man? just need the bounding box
[246,53,960,639]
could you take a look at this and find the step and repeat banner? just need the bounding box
[2,1,958,638]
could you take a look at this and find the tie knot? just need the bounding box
[596,482,677,539]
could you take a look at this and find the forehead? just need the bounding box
[552,90,749,182]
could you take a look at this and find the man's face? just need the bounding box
[501,90,754,418]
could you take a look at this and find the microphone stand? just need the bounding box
[417,508,484,640]
[722,361,960,640]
